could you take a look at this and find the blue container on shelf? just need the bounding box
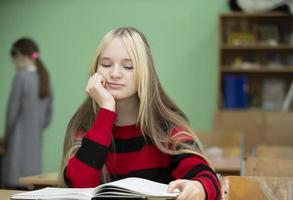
[223,75,248,109]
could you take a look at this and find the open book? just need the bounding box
[11,177,180,200]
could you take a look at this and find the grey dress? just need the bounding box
[2,68,53,187]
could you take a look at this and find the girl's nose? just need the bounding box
[110,65,122,79]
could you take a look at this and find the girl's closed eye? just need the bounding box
[124,65,133,70]
[101,64,112,67]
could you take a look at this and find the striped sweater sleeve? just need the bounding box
[170,129,221,200]
[64,108,117,187]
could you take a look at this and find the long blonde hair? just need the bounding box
[59,27,206,187]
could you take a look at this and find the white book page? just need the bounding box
[95,178,180,197]
[11,187,94,200]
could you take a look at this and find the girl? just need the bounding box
[60,27,220,200]
[2,38,53,188]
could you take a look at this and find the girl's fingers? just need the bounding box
[168,180,204,200]
[89,73,100,91]
[167,179,187,193]
[86,74,98,94]
[176,185,194,200]
[92,73,99,87]
[100,76,106,87]
[93,73,106,87]
[86,73,108,98]
[98,73,107,86]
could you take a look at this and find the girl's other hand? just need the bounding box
[167,179,206,200]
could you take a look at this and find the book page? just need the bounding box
[95,178,180,198]
[11,187,94,200]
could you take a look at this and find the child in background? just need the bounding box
[2,38,53,189]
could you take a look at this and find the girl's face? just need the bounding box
[97,37,137,101]
[11,53,27,69]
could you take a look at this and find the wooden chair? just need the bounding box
[221,176,293,200]
[255,145,293,160]
[213,111,265,155]
[242,156,293,177]
[197,131,243,176]
[197,131,244,157]
[264,112,293,146]
[213,111,293,156]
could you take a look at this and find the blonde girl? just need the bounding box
[60,27,220,200]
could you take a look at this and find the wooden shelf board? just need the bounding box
[221,68,293,74]
[217,109,293,112]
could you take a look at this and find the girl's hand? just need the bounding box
[167,179,206,200]
[86,73,115,111]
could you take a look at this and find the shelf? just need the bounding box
[221,44,293,50]
[221,68,293,74]
[218,12,293,112]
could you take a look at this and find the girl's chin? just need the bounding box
[111,93,125,100]
[112,96,128,101]
[111,93,137,101]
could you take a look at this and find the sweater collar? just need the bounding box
[112,124,141,139]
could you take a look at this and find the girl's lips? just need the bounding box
[107,82,124,89]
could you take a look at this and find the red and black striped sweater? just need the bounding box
[64,108,221,200]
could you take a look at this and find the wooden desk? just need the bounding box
[0,189,24,200]
[221,176,293,200]
[210,157,241,176]
[19,172,58,189]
